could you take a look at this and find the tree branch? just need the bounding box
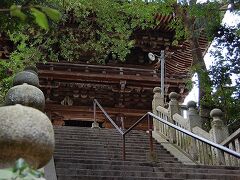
[0,9,10,12]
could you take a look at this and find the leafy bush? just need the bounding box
[0,158,45,180]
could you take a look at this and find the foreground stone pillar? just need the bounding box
[5,83,45,111]
[0,105,54,169]
[0,68,54,169]
[209,108,229,165]
[152,87,164,132]
[13,71,39,87]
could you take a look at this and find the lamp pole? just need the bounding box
[148,51,165,97]
[160,50,165,96]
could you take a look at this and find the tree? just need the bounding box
[0,0,239,129]
[0,0,161,103]
[171,0,240,128]
[0,0,61,31]
[0,0,61,104]
[209,22,240,132]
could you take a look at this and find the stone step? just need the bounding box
[54,149,172,156]
[55,142,168,153]
[156,172,240,180]
[54,128,145,132]
[54,162,240,175]
[56,167,159,177]
[55,137,156,143]
[56,175,185,180]
[54,154,178,162]
[54,145,168,154]
[54,126,145,132]
[54,157,182,165]
[54,132,147,137]
[52,126,239,180]
[55,140,164,147]
[54,133,149,140]
[56,162,240,175]
[55,167,239,179]
[55,162,155,171]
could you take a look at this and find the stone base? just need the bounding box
[91,122,100,128]
[146,151,158,163]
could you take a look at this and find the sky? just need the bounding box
[183,11,240,105]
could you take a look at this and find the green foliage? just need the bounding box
[58,0,161,62]
[209,23,240,132]
[41,7,61,22]
[1,0,239,128]
[189,2,222,41]
[0,158,45,180]
[0,57,24,104]
[0,28,41,103]
[31,8,50,30]
[10,5,27,21]
[0,1,61,31]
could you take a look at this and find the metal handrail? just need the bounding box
[93,99,153,160]
[93,99,124,135]
[93,99,240,161]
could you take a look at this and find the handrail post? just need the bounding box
[123,135,126,161]
[152,87,164,133]
[210,109,229,165]
[168,92,179,143]
[187,101,201,161]
[94,100,96,121]
[187,101,202,131]
[92,100,100,128]
[148,114,154,154]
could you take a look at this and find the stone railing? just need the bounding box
[220,128,240,166]
[152,87,240,166]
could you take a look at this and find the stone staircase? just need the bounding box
[53,126,240,180]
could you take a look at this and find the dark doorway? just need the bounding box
[64,120,103,127]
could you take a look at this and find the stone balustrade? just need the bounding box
[152,87,240,166]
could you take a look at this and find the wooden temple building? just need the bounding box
[0,14,208,130]
[36,14,209,130]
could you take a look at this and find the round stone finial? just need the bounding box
[187,101,197,109]
[0,104,54,169]
[5,84,45,111]
[153,87,161,94]
[13,71,39,87]
[24,66,38,75]
[169,92,178,100]
[210,108,223,118]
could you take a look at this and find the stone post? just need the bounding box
[168,92,180,143]
[152,87,164,132]
[187,101,202,131]
[209,108,229,165]
[186,101,201,161]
